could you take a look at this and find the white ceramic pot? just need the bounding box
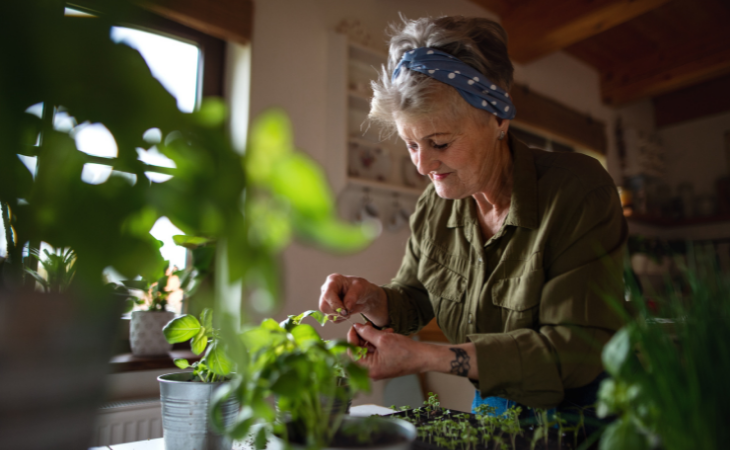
[130,310,175,356]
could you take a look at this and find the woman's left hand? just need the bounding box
[347,322,426,380]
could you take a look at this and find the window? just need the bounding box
[5,3,226,311]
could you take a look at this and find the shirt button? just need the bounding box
[468,313,473,324]
[478,257,483,263]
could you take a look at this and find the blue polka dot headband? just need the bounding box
[392,47,516,120]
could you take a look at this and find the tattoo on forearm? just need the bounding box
[449,348,470,377]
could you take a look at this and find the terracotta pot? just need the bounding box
[130,310,175,356]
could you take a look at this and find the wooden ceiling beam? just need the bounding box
[502,0,670,63]
[601,31,730,105]
[653,74,730,128]
[510,84,607,154]
[466,0,512,17]
[138,0,253,45]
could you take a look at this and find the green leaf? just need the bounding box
[173,358,190,369]
[201,308,213,330]
[194,98,228,128]
[227,406,255,440]
[240,328,272,354]
[291,323,322,348]
[246,108,294,185]
[599,418,649,450]
[251,397,275,422]
[270,153,333,220]
[294,216,375,253]
[301,310,328,326]
[603,327,633,377]
[163,314,201,343]
[209,381,237,433]
[254,426,268,450]
[121,279,149,290]
[260,318,284,332]
[173,234,214,249]
[345,361,370,393]
[206,341,234,376]
[191,327,208,355]
[270,369,302,397]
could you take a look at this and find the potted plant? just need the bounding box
[1,2,372,447]
[596,247,730,450]
[206,310,415,450]
[157,307,237,450]
[23,246,77,293]
[122,268,182,356]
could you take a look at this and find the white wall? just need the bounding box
[247,0,657,411]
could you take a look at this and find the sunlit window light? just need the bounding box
[81,164,113,185]
[64,7,96,18]
[150,216,186,270]
[73,123,119,158]
[17,155,38,179]
[0,213,6,259]
[111,171,138,186]
[53,109,77,133]
[25,102,43,118]
[110,27,200,113]
[137,146,176,169]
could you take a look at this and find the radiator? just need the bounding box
[90,398,163,446]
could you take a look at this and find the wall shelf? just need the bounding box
[628,214,730,228]
[347,176,424,196]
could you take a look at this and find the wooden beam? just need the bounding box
[653,74,730,128]
[601,31,730,105]
[466,0,512,17]
[138,0,253,45]
[503,0,670,63]
[509,84,607,154]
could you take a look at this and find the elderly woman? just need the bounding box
[319,16,627,417]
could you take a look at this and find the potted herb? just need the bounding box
[1,2,372,447]
[23,246,77,293]
[207,310,415,450]
[123,269,182,356]
[157,308,237,450]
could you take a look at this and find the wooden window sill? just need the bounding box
[109,349,201,373]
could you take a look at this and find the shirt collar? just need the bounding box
[446,132,539,230]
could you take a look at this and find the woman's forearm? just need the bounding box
[419,341,480,381]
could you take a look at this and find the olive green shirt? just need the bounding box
[382,135,628,409]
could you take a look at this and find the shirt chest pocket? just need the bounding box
[418,256,466,342]
[490,270,544,330]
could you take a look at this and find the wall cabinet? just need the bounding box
[326,32,427,229]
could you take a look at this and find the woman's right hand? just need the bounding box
[318,273,389,327]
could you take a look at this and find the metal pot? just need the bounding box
[130,310,175,356]
[158,372,238,450]
[274,415,416,450]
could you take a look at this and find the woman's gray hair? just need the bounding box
[369,16,513,135]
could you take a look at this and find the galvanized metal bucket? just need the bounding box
[158,372,238,450]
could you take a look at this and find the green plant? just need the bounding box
[122,270,175,312]
[210,310,370,450]
[162,308,233,383]
[597,247,730,450]
[23,246,77,293]
[1,2,376,447]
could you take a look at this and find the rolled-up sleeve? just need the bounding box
[468,184,628,408]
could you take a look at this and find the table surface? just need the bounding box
[89,405,396,450]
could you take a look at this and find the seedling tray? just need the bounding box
[387,407,595,450]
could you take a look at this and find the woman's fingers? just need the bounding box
[347,324,363,346]
[319,274,348,321]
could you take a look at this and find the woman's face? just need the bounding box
[395,105,510,200]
